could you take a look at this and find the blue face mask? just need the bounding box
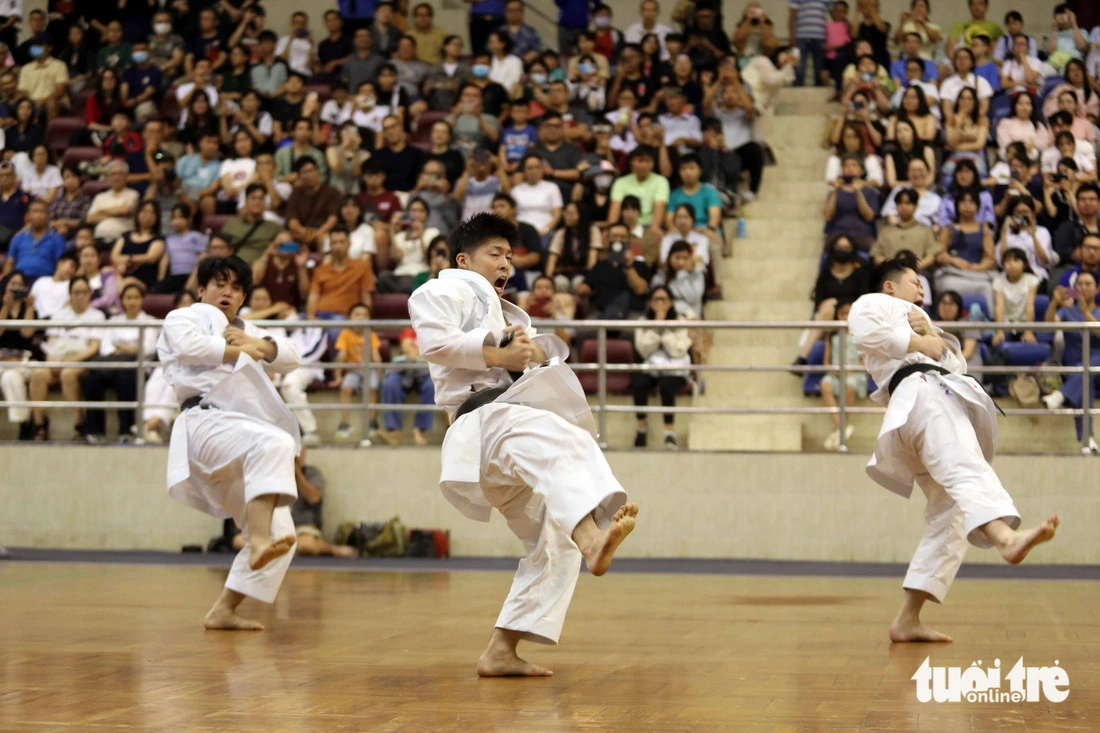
[132,50,150,64]
[578,62,596,74]
[472,64,490,79]
[531,72,547,85]
[29,45,44,59]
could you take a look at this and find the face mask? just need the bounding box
[578,62,596,74]
[531,72,547,85]
[594,16,611,28]
[833,249,855,263]
[594,174,614,190]
[154,22,172,35]
[358,95,376,107]
[29,46,44,59]
[860,72,875,83]
[132,50,149,63]
[472,64,490,78]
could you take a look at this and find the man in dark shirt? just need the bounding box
[530,112,584,203]
[0,161,30,252]
[315,10,352,83]
[467,51,510,117]
[1053,184,1100,266]
[684,3,732,70]
[373,114,425,192]
[285,158,342,252]
[607,44,656,113]
[341,27,385,95]
[121,40,164,121]
[186,7,227,73]
[575,222,651,318]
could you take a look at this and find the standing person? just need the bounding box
[847,259,1060,643]
[464,0,505,58]
[408,213,639,677]
[789,0,830,87]
[157,256,303,630]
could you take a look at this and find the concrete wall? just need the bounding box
[2,445,1095,564]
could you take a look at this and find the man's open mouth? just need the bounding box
[494,276,507,292]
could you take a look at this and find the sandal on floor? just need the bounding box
[33,423,47,441]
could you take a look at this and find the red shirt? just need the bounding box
[103,130,143,159]
[359,190,403,223]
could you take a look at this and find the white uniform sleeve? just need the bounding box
[244,321,301,374]
[531,333,569,363]
[409,283,493,371]
[848,298,912,361]
[160,309,227,366]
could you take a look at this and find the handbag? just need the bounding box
[1008,374,1041,408]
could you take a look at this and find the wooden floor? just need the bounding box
[1,562,1098,732]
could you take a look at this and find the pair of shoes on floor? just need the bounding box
[335,422,353,440]
[823,425,855,451]
[1082,437,1099,455]
[635,429,678,449]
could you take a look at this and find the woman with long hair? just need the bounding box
[110,201,166,292]
[4,99,45,153]
[0,270,40,438]
[934,189,996,311]
[826,120,884,186]
[995,92,1051,159]
[939,159,995,225]
[1041,59,1098,121]
[887,83,937,144]
[884,118,936,187]
[178,90,221,150]
[85,69,125,138]
[942,86,989,183]
[933,289,982,372]
[546,201,601,292]
[632,285,693,450]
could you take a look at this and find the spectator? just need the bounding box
[792,234,871,369]
[991,248,1040,348]
[995,93,1051,159]
[176,57,219,116]
[319,80,353,127]
[222,183,284,264]
[789,0,830,88]
[423,121,466,187]
[2,200,64,279]
[575,222,650,319]
[358,158,402,255]
[0,271,39,437]
[120,40,162,124]
[742,45,798,115]
[408,4,446,64]
[449,84,501,158]
[632,285,690,450]
[651,238,705,322]
[422,35,469,112]
[933,189,996,308]
[4,98,43,153]
[226,90,274,147]
[607,44,657,114]
[285,157,342,252]
[86,161,140,243]
[347,80,388,138]
[567,34,611,83]
[946,0,1001,59]
[870,187,938,267]
[1044,5,1088,73]
[990,142,1043,221]
[73,238,122,314]
[852,0,891,70]
[819,300,865,451]
[0,161,28,250]
[274,119,324,183]
[684,5,732,71]
[455,147,504,220]
[1053,183,1100,266]
[734,3,782,65]
[149,10,186,79]
[1049,93,1097,147]
[886,84,937,143]
[390,36,430,120]
[109,201,165,292]
[157,204,208,293]
[325,195,376,259]
[1042,158,1081,232]
[379,197,439,293]
[494,0,539,64]
[249,30,289,98]
[1058,233,1100,291]
[942,87,990,182]
[1042,271,1100,449]
[667,154,722,235]
[307,226,375,332]
[373,114,425,193]
[28,251,75,318]
[659,202,710,267]
[1000,34,1047,95]
[608,146,669,239]
[624,0,671,59]
[703,70,765,200]
[378,326,434,445]
[371,2,402,58]
[939,49,994,118]
[539,80,592,146]
[511,152,563,243]
[17,145,59,205]
[824,154,881,249]
[490,192,542,295]
[251,235,312,313]
[933,290,982,371]
[826,120,884,187]
[325,123,369,196]
[177,91,220,150]
[881,157,941,227]
[332,301,382,441]
[546,201,602,292]
[47,166,90,239]
[970,34,1000,92]
[96,20,132,73]
[80,283,158,444]
[891,0,939,60]
[996,197,1055,281]
[176,132,223,216]
[16,31,67,120]
[414,236,449,291]
[28,274,105,441]
[411,160,459,235]
[1042,59,1098,122]
[216,130,257,211]
[276,11,314,78]
[890,32,939,84]
[991,11,1033,63]
[58,25,95,96]
[939,160,995,226]
[341,27,384,96]
[270,74,320,140]
[485,29,522,93]
[884,117,932,187]
[528,111,584,202]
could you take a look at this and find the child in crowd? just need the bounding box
[332,302,384,442]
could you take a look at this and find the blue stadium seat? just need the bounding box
[1034,294,1053,342]
[803,340,826,396]
[989,94,1012,129]
[961,293,990,319]
[1039,76,1062,103]
[1000,340,1052,365]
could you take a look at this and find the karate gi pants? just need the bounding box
[279,367,318,435]
[477,403,628,645]
[184,408,299,604]
[896,377,1020,603]
[1,366,32,423]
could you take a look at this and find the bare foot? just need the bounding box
[999,514,1060,565]
[582,503,638,577]
[476,647,553,677]
[331,544,359,558]
[889,619,953,643]
[204,607,264,631]
[249,534,296,570]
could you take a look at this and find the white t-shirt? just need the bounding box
[275,35,314,77]
[219,158,256,197]
[824,154,885,187]
[999,227,1055,280]
[659,230,711,266]
[21,165,63,200]
[511,180,563,233]
[993,272,1040,323]
[99,311,158,357]
[236,181,293,224]
[321,99,353,126]
[938,73,994,106]
[87,187,140,241]
[43,304,106,358]
[1040,142,1097,174]
[1000,57,1048,93]
[392,226,440,277]
[30,277,71,319]
[323,222,377,259]
[350,105,389,134]
[489,54,523,91]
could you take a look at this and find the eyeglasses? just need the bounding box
[650,295,670,302]
[382,123,400,131]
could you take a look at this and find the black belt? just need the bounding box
[455,387,510,419]
[181,395,212,411]
[887,363,952,396]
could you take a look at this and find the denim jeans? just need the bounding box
[382,370,435,431]
[795,38,826,87]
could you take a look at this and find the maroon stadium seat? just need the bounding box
[411,110,447,145]
[82,180,110,198]
[143,293,176,319]
[46,116,86,155]
[304,83,332,103]
[577,338,634,393]
[201,214,233,234]
[371,292,410,344]
[61,147,104,169]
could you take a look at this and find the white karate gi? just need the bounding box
[157,303,303,604]
[848,293,1021,603]
[409,269,628,644]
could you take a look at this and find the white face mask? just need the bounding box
[154,22,173,35]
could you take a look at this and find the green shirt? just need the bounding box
[220,216,284,265]
[275,145,329,183]
[610,173,671,227]
[96,43,133,73]
[949,19,1003,47]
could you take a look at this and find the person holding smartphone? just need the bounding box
[0,270,39,438]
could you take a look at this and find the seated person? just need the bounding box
[666,154,723,249]
[546,201,602,294]
[28,251,77,318]
[659,202,711,266]
[933,189,997,309]
[870,188,938,268]
[819,300,867,451]
[332,302,383,442]
[574,222,651,319]
[379,326,435,446]
[881,158,942,228]
[792,235,870,368]
[632,285,692,451]
[285,157,342,252]
[1041,271,1100,450]
[991,247,1040,348]
[1041,114,1097,177]
[824,154,880,250]
[2,200,65,280]
[996,196,1056,282]
[47,166,92,239]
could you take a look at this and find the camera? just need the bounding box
[10,287,27,301]
[400,212,416,225]
[606,240,627,265]
[750,17,759,25]
[849,100,865,112]
[841,174,855,185]
[1010,214,1029,232]
[1052,173,1065,183]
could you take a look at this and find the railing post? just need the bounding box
[597,325,608,450]
[1082,329,1092,452]
[135,324,147,438]
[361,319,373,447]
[837,324,848,452]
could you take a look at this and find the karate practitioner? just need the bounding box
[848,259,1059,643]
[409,213,639,677]
[158,256,303,630]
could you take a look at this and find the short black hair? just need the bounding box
[678,153,702,169]
[874,257,914,292]
[1004,10,1022,23]
[621,194,642,211]
[197,256,253,295]
[293,156,318,173]
[895,187,919,205]
[258,30,277,44]
[1077,182,1100,200]
[447,213,518,268]
[492,192,516,209]
[69,274,90,293]
[244,182,266,198]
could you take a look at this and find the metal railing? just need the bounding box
[0,318,1096,451]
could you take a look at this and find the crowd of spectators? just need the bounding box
[0,0,792,449]
[799,0,1100,451]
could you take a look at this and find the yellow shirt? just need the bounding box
[408,27,448,65]
[18,58,69,103]
[335,328,381,366]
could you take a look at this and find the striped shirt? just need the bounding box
[789,0,831,41]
